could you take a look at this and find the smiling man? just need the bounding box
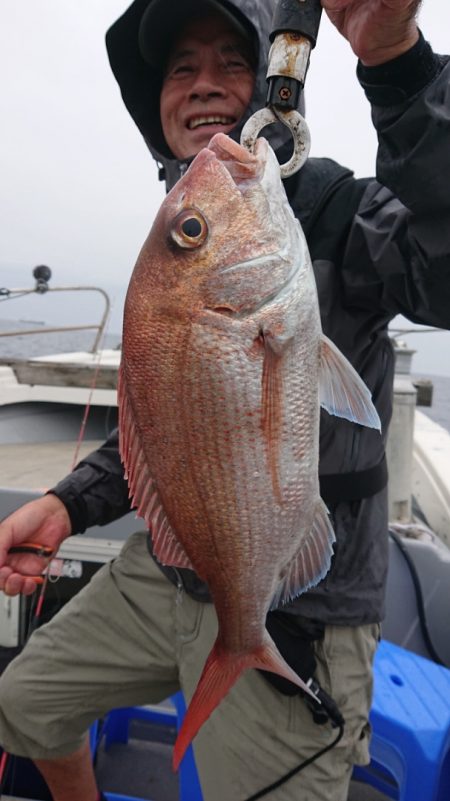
[0,1,449,801]
[159,16,255,158]
[141,0,258,157]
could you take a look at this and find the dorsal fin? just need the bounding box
[118,367,195,570]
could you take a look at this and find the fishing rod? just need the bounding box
[0,263,112,793]
[0,546,53,796]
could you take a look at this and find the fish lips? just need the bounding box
[185,133,268,194]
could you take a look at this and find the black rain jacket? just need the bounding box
[51,0,450,626]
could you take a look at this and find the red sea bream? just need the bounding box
[118,133,380,768]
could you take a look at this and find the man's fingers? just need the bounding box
[21,576,43,595]
[1,571,42,597]
[0,566,12,591]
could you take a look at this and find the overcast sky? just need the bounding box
[1,1,449,373]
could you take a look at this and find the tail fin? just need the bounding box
[173,632,315,770]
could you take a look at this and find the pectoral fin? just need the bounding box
[261,332,285,504]
[319,335,381,431]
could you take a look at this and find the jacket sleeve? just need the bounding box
[49,427,132,534]
[341,33,450,326]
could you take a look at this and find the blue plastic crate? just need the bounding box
[354,640,450,801]
[94,691,203,801]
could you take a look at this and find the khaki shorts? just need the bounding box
[0,531,379,801]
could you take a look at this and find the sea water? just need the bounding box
[0,318,120,358]
[412,373,450,433]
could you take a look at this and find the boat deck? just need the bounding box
[0,440,104,491]
[0,350,119,390]
[0,737,389,801]
[94,733,388,801]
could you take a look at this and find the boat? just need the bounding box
[0,269,120,504]
[383,339,450,667]
[0,269,449,800]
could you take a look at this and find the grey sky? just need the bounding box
[1,1,449,374]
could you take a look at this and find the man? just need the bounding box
[0,1,449,799]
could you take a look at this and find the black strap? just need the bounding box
[259,612,322,697]
[319,453,388,505]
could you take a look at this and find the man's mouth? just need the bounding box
[187,115,236,131]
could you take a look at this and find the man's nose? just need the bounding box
[189,66,227,101]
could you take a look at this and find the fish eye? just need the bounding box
[170,209,208,249]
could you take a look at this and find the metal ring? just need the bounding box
[240,108,311,178]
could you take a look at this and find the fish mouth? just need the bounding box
[206,133,267,189]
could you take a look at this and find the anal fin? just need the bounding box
[271,499,335,608]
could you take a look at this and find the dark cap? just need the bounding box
[139,0,257,72]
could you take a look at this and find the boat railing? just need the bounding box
[389,325,447,384]
[387,326,449,525]
[0,266,110,354]
[390,326,447,337]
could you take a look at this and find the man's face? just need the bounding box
[160,15,255,160]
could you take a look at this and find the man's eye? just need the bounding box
[170,64,194,77]
[224,59,248,71]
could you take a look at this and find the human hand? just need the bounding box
[0,494,72,596]
[321,0,420,66]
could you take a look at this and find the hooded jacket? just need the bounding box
[52,0,450,626]
[104,0,301,190]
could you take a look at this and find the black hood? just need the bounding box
[106,0,299,190]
